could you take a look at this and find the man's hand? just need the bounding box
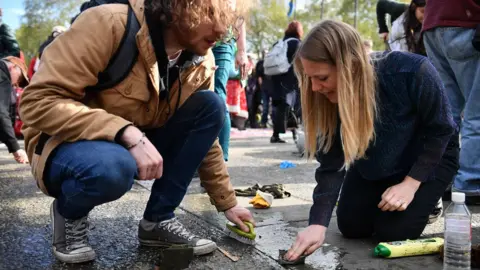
[235,50,248,80]
[378,176,421,211]
[13,149,28,164]
[285,225,326,261]
[120,126,163,180]
[224,204,255,232]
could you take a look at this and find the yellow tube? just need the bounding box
[374,238,444,258]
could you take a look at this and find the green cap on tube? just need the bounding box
[374,244,391,257]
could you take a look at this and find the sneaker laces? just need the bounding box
[65,216,89,250]
[159,218,197,241]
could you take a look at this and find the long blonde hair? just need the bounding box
[294,20,377,170]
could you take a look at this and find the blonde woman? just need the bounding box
[284,20,459,262]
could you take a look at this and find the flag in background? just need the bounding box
[287,0,294,17]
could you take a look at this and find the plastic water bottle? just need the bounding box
[444,192,471,270]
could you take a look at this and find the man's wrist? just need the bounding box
[115,124,133,144]
[224,203,238,212]
[119,126,143,147]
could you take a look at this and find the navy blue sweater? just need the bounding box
[309,51,457,227]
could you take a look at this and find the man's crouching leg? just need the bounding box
[139,90,226,256]
[45,141,137,263]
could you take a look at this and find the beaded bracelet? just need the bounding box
[126,132,146,149]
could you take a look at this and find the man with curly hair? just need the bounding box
[19,0,253,264]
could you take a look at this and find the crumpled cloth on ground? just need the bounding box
[235,183,292,199]
[249,190,274,209]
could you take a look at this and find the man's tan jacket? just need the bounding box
[19,0,237,211]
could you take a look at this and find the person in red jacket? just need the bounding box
[423,0,480,203]
[27,56,37,80]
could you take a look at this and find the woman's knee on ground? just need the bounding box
[373,219,425,242]
[336,210,374,239]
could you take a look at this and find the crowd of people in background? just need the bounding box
[0,6,68,165]
[0,7,27,164]
[0,0,445,152]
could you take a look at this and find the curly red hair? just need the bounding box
[145,0,248,41]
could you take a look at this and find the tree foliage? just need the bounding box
[15,0,83,62]
[295,0,341,33]
[336,0,384,52]
[247,0,402,55]
[246,1,289,56]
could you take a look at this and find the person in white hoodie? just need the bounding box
[376,0,426,55]
[33,26,67,74]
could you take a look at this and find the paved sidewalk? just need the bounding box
[1,133,479,269]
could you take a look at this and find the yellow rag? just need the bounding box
[249,191,274,209]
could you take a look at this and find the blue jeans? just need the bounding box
[212,42,234,161]
[44,90,226,221]
[424,27,480,195]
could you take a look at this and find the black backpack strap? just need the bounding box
[86,3,140,92]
